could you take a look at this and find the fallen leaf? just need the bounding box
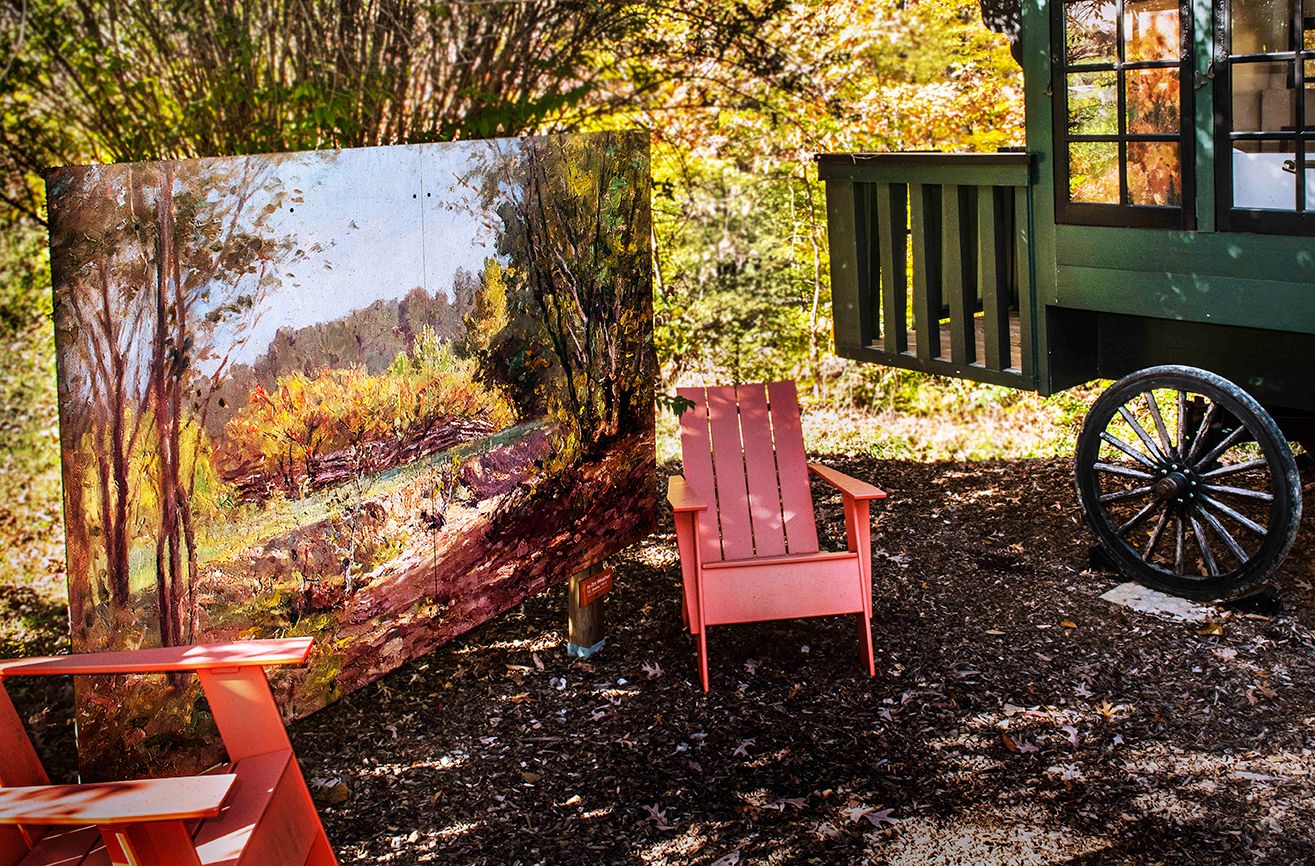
[864,807,899,828]
[844,805,873,823]
[772,796,807,810]
[642,804,672,829]
[1002,732,1038,753]
[309,777,350,806]
[1061,619,1078,629]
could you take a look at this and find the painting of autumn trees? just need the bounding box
[46,132,656,778]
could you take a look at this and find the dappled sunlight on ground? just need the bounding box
[277,446,1315,864]
[874,807,1115,865]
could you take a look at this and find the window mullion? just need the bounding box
[1117,0,1130,206]
[1297,2,1307,211]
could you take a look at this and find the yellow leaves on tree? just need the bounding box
[222,326,513,498]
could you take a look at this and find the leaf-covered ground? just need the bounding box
[279,455,1315,865]
[5,451,1313,863]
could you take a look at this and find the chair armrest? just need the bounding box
[0,638,314,677]
[808,463,887,501]
[667,475,709,513]
[0,775,236,826]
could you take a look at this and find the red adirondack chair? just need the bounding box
[669,380,887,690]
[0,638,338,866]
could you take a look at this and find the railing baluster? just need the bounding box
[865,184,884,346]
[978,185,1011,371]
[941,184,974,365]
[825,181,869,351]
[1015,185,1035,382]
[851,184,878,346]
[876,183,909,354]
[909,183,942,361]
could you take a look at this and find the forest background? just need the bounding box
[0,0,1083,635]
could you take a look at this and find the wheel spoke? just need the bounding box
[1198,494,1267,536]
[1100,485,1154,504]
[1199,458,1268,479]
[1189,513,1220,577]
[1192,426,1246,471]
[1117,406,1167,461]
[1144,391,1175,459]
[1094,462,1154,480]
[1185,402,1219,463]
[1142,507,1171,560]
[1173,515,1185,575]
[1200,482,1273,503]
[1118,499,1161,536]
[1175,390,1187,458]
[1199,506,1249,563]
[1099,431,1159,470]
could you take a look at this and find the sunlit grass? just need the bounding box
[659,370,1100,464]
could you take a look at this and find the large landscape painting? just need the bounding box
[46,133,656,778]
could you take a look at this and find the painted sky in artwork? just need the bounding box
[210,140,513,369]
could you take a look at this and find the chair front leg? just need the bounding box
[843,496,876,677]
[672,511,702,635]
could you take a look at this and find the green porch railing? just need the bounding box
[816,152,1038,390]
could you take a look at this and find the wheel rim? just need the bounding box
[1076,368,1299,599]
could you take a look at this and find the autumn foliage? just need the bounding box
[220,326,514,501]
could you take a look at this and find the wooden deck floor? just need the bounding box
[872,310,1024,373]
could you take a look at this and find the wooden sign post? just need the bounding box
[566,563,612,658]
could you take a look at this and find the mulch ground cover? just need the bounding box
[8,454,1315,863]
[295,455,1315,865]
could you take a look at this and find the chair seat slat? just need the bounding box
[676,387,722,562]
[736,384,788,557]
[706,386,755,561]
[766,382,820,554]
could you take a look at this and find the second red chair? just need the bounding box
[668,380,887,690]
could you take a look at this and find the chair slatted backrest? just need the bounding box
[677,381,820,563]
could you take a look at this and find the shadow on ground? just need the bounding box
[1,582,76,783]
[293,456,1315,865]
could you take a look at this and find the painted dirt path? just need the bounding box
[69,421,655,779]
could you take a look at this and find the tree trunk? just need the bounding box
[94,447,119,610]
[152,162,182,647]
[97,259,133,609]
[63,453,91,633]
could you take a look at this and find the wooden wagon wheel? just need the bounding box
[1075,366,1302,601]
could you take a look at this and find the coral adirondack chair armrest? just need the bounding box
[0,774,236,826]
[0,638,314,677]
[807,463,887,502]
[667,475,709,513]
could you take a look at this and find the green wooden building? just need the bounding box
[818,0,1314,600]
